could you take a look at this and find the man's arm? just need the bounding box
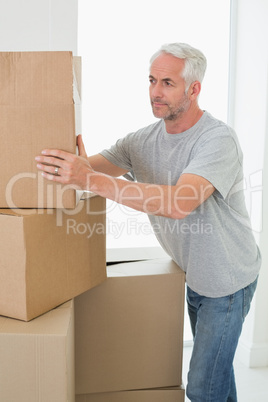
[87,170,215,219]
[36,135,215,219]
[88,153,128,177]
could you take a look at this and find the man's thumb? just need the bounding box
[77,134,87,158]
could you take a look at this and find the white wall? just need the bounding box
[230,0,268,367]
[0,0,77,53]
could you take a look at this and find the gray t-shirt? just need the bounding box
[100,111,261,297]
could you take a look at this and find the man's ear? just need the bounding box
[188,81,201,100]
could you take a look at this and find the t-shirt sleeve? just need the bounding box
[182,133,242,199]
[100,133,133,172]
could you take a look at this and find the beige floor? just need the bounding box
[182,345,268,402]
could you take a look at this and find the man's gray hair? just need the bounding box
[150,43,207,92]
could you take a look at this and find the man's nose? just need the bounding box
[151,82,163,98]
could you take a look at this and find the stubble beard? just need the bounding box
[151,94,190,121]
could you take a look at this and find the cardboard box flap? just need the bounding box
[73,56,81,104]
[0,51,74,106]
[0,193,98,217]
[0,208,50,217]
[106,246,169,264]
[0,301,73,335]
[76,387,185,402]
[107,258,185,278]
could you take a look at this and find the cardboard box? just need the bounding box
[106,246,169,264]
[0,51,79,208]
[75,258,185,394]
[73,55,82,136]
[0,300,74,402]
[76,386,185,402]
[0,194,106,321]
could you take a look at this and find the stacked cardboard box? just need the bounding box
[0,194,106,321]
[0,300,75,402]
[0,51,107,321]
[75,258,186,401]
[0,52,107,400]
[0,51,78,209]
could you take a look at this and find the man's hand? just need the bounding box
[35,135,94,190]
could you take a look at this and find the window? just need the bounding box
[78,0,230,250]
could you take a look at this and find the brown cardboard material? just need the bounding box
[0,51,78,208]
[73,56,82,136]
[75,258,185,394]
[76,386,185,402]
[0,300,75,402]
[0,194,106,321]
[106,246,169,264]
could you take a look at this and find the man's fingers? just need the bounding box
[35,147,91,190]
[35,151,77,173]
[40,148,75,162]
[39,170,63,182]
[36,163,61,176]
[36,155,61,166]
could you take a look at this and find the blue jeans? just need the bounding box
[186,277,258,402]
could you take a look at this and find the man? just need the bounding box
[36,43,261,401]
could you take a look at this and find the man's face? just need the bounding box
[149,53,190,121]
